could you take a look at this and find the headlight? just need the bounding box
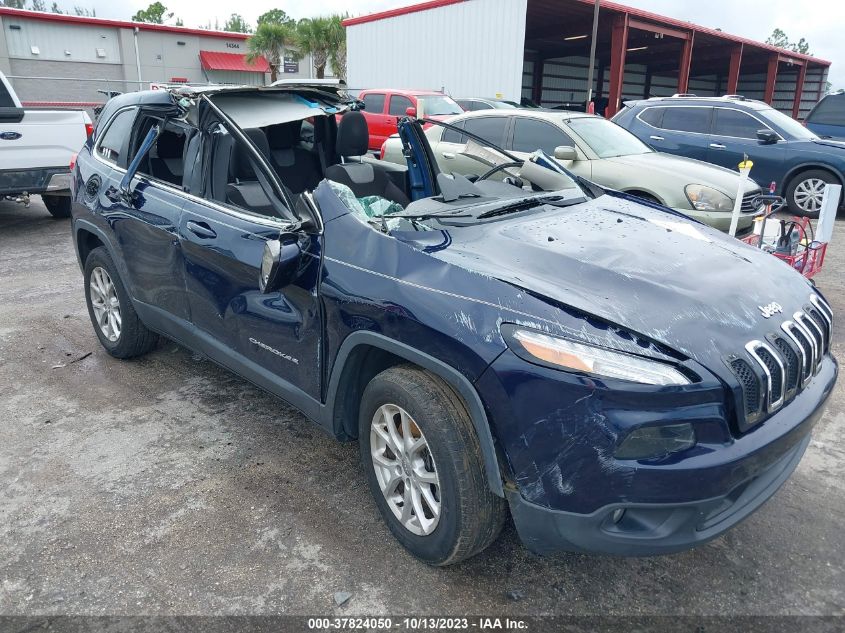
[505,327,690,386]
[684,184,733,211]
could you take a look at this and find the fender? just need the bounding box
[72,216,143,308]
[324,330,505,497]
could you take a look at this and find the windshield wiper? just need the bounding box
[475,195,585,219]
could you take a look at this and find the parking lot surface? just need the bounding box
[1,198,843,616]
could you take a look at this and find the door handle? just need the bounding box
[649,135,664,141]
[442,152,456,159]
[186,220,217,239]
[710,143,726,150]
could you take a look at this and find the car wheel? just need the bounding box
[786,170,839,218]
[84,247,158,358]
[359,365,506,566]
[42,194,71,219]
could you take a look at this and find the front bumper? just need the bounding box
[508,432,810,556]
[0,167,71,196]
[677,206,757,234]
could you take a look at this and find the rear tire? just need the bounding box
[785,169,839,218]
[83,247,158,358]
[43,194,72,219]
[359,365,506,566]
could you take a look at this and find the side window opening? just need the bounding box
[511,118,576,154]
[659,107,712,134]
[362,93,386,114]
[96,108,136,165]
[206,122,291,221]
[389,95,414,116]
[441,120,466,144]
[0,80,15,108]
[712,108,767,139]
[133,118,189,187]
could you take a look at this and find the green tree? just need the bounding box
[132,2,173,24]
[50,2,62,12]
[766,28,811,55]
[223,13,251,33]
[0,0,26,8]
[73,5,94,16]
[30,0,46,11]
[327,15,346,81]
[296,17,336,79]
[246,21,298,83]
[257,8,295,27]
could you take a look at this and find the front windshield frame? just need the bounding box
[757,107,819,140]
[565,116,653,158]
[418,95,463,116]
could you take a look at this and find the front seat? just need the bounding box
[326,111,410,207]
[266,120,322,194]
[224,128,276,214]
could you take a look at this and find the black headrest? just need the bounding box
[267,121,302,149]
[336,111,369,157]
[156,130,183,158]
[233,128,272,180]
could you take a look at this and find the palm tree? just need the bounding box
[327,15,347,81]
[246,22,297,83]
[296,17,333,79]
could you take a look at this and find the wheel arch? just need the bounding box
[325,331,505,497]
[781,163,845,193]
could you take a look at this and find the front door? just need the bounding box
[707,106,785,185]
[179,118,323,399]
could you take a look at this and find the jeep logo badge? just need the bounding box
[759,302,783,319]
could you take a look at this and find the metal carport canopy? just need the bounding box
[345,0,831,117]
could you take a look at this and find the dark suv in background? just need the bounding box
[614,95,845,217]
[805,90,845,141]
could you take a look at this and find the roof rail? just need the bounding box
[672,93,698,98]
[723,94,746,100]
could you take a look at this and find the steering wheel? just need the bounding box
[477,161,523,182]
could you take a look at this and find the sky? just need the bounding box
[51,0,845,88]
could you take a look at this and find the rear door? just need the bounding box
[179,114,323,399]
[639,105,713,161]
[508,116,591,179]
[93,106,191,322]
[360,92,390,152]
[433,115,510,177]
[708,106,785,177]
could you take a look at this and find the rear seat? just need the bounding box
[266,120,323,193]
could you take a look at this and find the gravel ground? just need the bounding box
[0,198,843,617]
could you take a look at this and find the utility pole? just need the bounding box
[585,0,601,112]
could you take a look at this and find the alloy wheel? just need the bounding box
[89,266,122,342]
[370,403,441,536]
[793,177,827,214]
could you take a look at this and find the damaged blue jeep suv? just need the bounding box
[70,82,837,565]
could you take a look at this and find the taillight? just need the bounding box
[379,141,387,160]
[85,122,94,137]
[70,152,77,171]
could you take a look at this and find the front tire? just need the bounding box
[42,194,72,219]
[785,170,840,218]
[359,365,506,565]
[83,247,158,358]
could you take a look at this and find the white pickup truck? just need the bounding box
[0,71,92,218]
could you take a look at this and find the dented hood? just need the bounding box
[410,195,816,366]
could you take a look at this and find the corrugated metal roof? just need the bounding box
[199,51,268,73]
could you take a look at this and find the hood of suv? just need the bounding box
[604,152,760,197]
[407,195,815,367]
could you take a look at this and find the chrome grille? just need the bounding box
[729,294,833,430]
[741,189,762,213]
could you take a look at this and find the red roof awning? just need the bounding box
[199,50,269,73]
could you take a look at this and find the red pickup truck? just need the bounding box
[356,89,463,153]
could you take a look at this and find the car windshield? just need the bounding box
[756,107,819,140]
[419,95,463,116]
[566,117,652,158]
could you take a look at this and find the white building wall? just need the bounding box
[347,0,527,101]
